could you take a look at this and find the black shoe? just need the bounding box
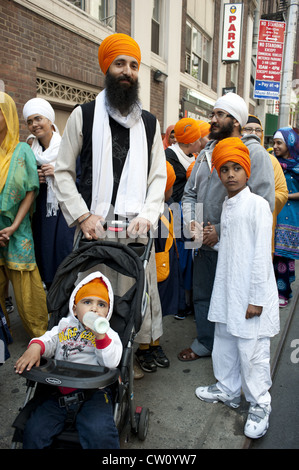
[174,311,186,320]
[150,345,170,368]
[135,348,157,373]
[5,296,14,314]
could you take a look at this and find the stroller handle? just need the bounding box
[73,220,153,265]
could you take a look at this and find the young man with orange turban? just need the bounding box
[54,33,167,373]
[178,93,275,362]
[195,137,279,440]
[164,117,202,320]
[165,117,202,203]
[15,271,122,448]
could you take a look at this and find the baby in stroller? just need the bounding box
[14,271,122,449]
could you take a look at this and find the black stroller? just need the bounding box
[12,229,152,448]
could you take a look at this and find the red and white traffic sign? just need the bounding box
[254,20,285,100]
[258,20,285,43]
[256,41,284,81]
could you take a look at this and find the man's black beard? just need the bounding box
[105,71,139,115]
[209,119,235,141]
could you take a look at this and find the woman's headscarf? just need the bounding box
[0,92,19,193]
[273,127,299,182]
[163,125,175,150]
[212,137,251,178]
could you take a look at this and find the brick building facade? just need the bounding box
[0,0,297,141]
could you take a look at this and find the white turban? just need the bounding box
[23,98,55,124]
[213,92,248,128]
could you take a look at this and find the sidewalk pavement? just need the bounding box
[0,263,298,450]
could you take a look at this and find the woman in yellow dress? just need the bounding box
[0,92,48,338]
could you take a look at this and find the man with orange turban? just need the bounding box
[165,118,201,203]
[164,117,202,321]
[178,93,275,363]
[54,33,168,376]
[195,137,279,440]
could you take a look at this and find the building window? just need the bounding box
[66,0,85,9]
[151,0,161,55]
[66,0,115,28]
[97,0,116,28]
[185,21,211,85]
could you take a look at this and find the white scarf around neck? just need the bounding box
[91,90,148,219]
[170,142,195,170]
[31,131,61,217]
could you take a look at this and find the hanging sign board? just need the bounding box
[222,3,243,62]
[254,20,286,100]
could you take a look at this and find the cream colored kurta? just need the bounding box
[208,187,279,339]
[53,105,166,230]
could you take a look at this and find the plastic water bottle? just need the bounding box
[82,311,110,334]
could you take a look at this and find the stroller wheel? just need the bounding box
[136,406,149,441]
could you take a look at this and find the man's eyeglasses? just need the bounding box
[243,127,263,134]
[208,111,234,120]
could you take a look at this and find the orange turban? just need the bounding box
[186,161,195,179]
[198,120,210,138]
[174,118,201,144]
[165,161,176,192]
[75,278,110,305]
[98,33,141,75]
[212,137,251,178]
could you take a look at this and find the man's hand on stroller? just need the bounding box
[78,213,106,240]
[127,217,150,238]
[14,343,42,374]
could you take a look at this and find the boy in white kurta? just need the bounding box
[195,137,279,439]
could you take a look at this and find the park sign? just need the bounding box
[254,19,286,100]
[222,3,243,62]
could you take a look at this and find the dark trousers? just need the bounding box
[192,249,218,353]
[23,388,119,449]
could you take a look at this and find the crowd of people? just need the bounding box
[0,32,298,448]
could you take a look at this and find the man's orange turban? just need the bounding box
[212,137,251,178]
[174,118,201,144]
[98,33,141,75]
[198,120,210,138]
[186,161,195,179]
[75,278,110,305]
[165,161,176,192]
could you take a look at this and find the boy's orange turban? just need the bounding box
[165,161,176,192]
[98,33,141,74]
[212,137,251,178]
[75,278,110,305]
[174,118,201,144]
